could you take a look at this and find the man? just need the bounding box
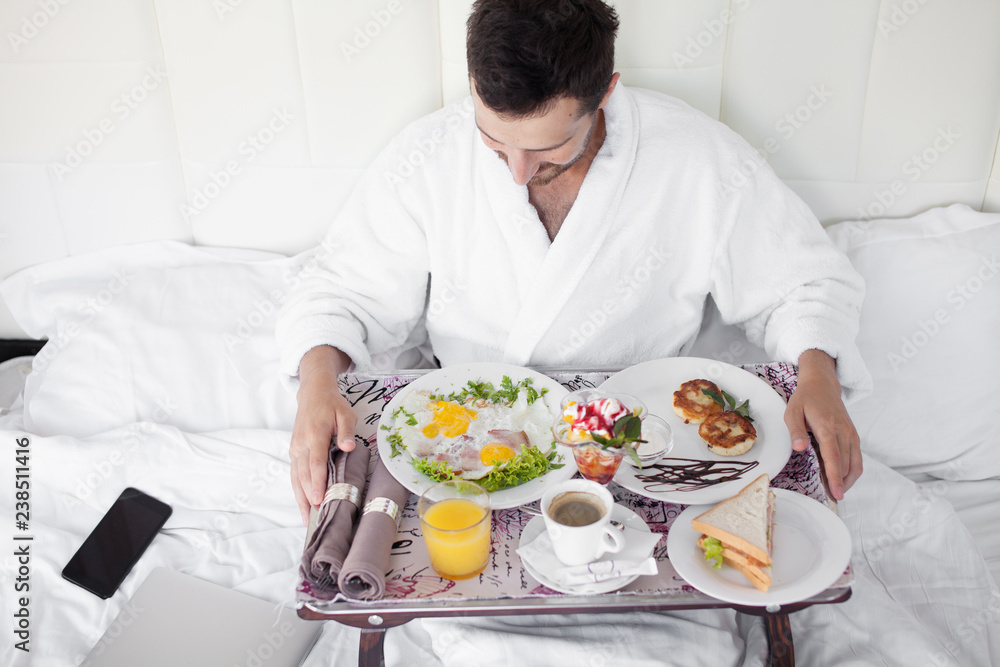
[277,0,868,527]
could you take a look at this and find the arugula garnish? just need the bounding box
[409,445,564,492]
[386,432,404,458]
[440,376,548,406]
[390,406,418,426]
[702,387,753,422]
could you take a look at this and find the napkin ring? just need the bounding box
[323,483,360,508]
[363,497,400,527]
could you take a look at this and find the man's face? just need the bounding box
[471,82,598,187]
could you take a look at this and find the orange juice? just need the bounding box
[420,498,491,580]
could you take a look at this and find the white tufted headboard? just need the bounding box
[2,0,999,338]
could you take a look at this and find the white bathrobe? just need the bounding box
[277,84,870,400]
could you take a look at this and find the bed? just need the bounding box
[1,1,999,666]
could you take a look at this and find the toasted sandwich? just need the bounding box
[691,474,775,592]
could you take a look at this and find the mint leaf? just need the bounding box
[626,444,643,468]
[702,388,725,408]
[733,399,754,422]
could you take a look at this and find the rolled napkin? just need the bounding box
[517,526,660,587]
[337,458,413,600]
[299,443,371,594]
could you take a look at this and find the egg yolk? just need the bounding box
[422,401,477,438]
[480,442,517,466]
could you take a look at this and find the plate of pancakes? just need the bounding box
[600,357,792,505]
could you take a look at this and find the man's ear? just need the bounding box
[598,72,621,110]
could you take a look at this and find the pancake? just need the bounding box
[699,411,757,456]
[672,379,724,424]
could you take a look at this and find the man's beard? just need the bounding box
[496,112,599,187]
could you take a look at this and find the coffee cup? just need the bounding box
[541,479,625,566]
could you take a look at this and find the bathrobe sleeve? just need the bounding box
[708,150,872,402]
[275,140,431,378]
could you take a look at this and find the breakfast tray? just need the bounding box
[297,362,851,610]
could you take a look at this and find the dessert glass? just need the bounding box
[552,389,647,485]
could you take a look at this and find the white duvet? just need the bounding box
[0,234,997,666]
[1,405,997,666]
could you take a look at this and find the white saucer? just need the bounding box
[667,488,851,606]
[519,504,656,595]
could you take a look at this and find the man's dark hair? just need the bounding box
[467,0,619,119]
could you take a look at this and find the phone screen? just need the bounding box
[62,487,172,599]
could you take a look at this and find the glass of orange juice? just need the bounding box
[417,480,491,580]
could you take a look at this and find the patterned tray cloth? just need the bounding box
[297,362,849,606]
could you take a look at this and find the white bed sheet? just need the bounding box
[0,408,362,667]
[914,474,1000,588]
[2,397,998,666]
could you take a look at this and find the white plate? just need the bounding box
[600,357,792,504]
[519,504,654,595]
[667,488,851,606]
[377,362,577,510]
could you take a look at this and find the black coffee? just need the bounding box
[548,492,605,527]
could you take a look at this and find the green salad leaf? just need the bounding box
[409,445,564,492]
[411,457,456,482]
[702,536,725,569]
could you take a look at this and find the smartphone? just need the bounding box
[62,487,172,599]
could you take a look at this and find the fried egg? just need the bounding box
[395,388,554,480]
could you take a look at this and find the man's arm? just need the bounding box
[784,349,862,501]
[289,345,358,525]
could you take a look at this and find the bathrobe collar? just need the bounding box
[473,85,639,366]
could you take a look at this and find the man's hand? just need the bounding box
[784,349,862,501]
[289,346,357,525]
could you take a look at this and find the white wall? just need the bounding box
[2,0,999,337]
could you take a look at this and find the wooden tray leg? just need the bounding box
[766,613,794,667]
[358,628,386,667]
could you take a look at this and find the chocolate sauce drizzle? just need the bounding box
[636,457,760,492]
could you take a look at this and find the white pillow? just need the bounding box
[826,204,1000,480]
[0,241,299,437]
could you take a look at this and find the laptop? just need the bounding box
[83,568,322,667]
